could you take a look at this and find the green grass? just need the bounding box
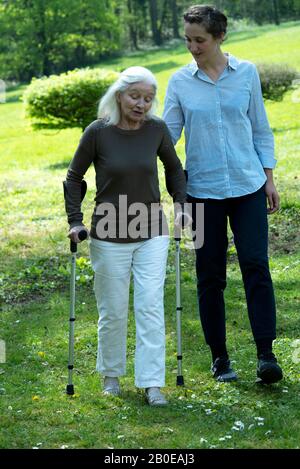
[0,22,300,449]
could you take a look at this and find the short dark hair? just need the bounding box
[183,5,227,38]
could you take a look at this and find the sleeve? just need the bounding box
[162,77,185,145]
[157,121,186,204]
[248,65,276,169]
[63,123,97,228]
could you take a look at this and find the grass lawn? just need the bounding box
[0,22,300,450]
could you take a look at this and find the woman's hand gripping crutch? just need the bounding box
[63,180,89,395]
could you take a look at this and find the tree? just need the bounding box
[127,0,139,49]
[170,0,180,39]
[149,0,162,45]
[0,0,122,82]
[272,0,280,24]
[148,0,170,45]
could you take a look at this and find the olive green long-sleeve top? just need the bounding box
[64,117,186,242]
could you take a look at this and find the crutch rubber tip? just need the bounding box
[176,375,184,386]
[66,384,75,395]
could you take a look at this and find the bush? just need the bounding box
[23,68,119,130]
[256,63,299,101]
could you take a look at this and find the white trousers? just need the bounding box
[89,235,169,388]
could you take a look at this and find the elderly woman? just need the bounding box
[64,66,187,406]
[163,5,283,385]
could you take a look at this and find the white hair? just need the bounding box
[98,66,158,125]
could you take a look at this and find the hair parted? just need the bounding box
[183,4,227,38]
[97,66,158,125]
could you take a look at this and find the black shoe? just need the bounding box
[211,357,238,382]
[256,352,283,384]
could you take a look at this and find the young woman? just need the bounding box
[163,5,283,385]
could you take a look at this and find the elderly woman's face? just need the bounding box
[117,82,155,124]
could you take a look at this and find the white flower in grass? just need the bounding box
[232,420,244,431]
[265,430,272,435]
[166,428,174,433]
[248,424,255,430]
[200,437,208,444]
[219,437,226,441]
[254,417,264,421]
[60,445,68,449]
[117,435,125,439]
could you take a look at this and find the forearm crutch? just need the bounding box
[175,226,184,386]
[66,230,88,395]
[63,180,87,395]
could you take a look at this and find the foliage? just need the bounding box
[257,63,299,101]
[23,68,119,130]
[0,25,300,448]
[0,23,300,449]
[0,0,122,82]
[1,1,300,82]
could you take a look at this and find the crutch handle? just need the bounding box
[174,210,189,241]
[70,230,88,253]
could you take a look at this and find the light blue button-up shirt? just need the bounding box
[162,54,276,199]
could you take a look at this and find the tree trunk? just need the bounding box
[127,0,139,50]
[272,0,280,25]
[149,0,162,45]
[35,0,51,76]
[170,0,180,39]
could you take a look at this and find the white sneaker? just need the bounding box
[145,387,168,406]
[103,377,120,396]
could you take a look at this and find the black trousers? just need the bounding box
[187,185,276,349]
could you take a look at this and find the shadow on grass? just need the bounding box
[47,161,70,171]
[272,124,300,133]
[226,21,300,45]
[4,84,27,103]
[226,31,260,44]
[145,61,182,73]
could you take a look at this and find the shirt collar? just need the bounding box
[226,53,238,70]
[190,53,238,75]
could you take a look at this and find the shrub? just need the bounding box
[23,68,119,130]
[256,63,299,101]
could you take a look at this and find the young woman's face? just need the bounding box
[184,22,224,63]
[117,82,155,124]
